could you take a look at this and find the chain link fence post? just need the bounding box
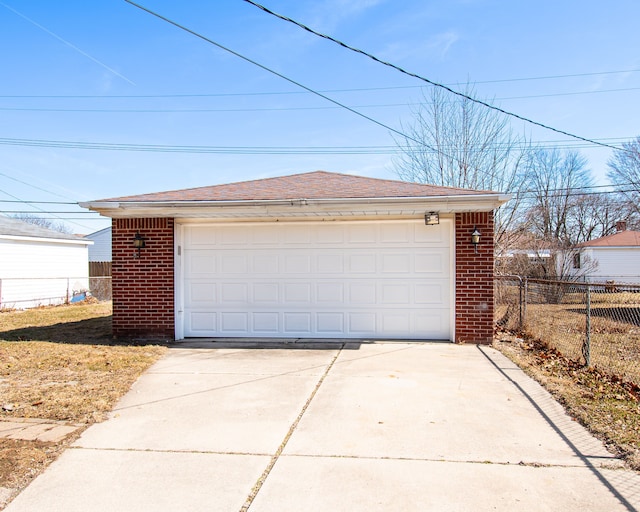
[522,277,528,331]
[582,283,591,367]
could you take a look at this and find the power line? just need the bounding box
[0,199,77,204]
[0,136,628,154]
[0,189,94,230]
[1,69,639,99]
[0,171,75,200]
[3,86,640,113]
[123,0,428,150]
[241,0,625,153]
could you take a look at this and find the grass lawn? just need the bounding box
[0,301,167,509]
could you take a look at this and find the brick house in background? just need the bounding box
[80,171,509,344]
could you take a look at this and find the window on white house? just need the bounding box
[573,252,581,269]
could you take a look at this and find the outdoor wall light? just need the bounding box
[425,211,440,225]
[133,231,146,258]
[471,227,481,253]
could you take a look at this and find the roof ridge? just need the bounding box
[98,170,497,203]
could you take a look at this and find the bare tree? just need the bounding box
[522,148,594,246]
[11,213,73,234]
[607,136,640,212]
[393,84,529,246]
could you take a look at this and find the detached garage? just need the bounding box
[80,171,508,344]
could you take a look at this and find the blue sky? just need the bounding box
[1,0,639,233]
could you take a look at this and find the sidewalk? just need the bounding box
[4,342,640,511]
[0,417,82,443]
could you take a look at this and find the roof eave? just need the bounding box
[80,194,510,219]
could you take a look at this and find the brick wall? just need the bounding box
[111,218,175,339]
[455,212,494,344]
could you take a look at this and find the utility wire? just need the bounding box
[0,188,93,230]
[241,0,624,153]
[0,136,626,154]
[0,199,77,204]
[4,86,640,112]
[0,171,75,200]
[123,0,428,149]
[2,188,638,214]
[2,68,639,99]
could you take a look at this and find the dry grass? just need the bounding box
[495,332,640,471]
[0,301,167,508]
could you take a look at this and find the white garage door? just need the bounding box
[180,220,452,339]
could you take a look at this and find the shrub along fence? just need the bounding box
[495,276,640,388]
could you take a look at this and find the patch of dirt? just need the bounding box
[0,301,167,509]
[495,330,640,471]
[0,438,67,507]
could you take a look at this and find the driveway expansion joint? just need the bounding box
[239,343,344,512]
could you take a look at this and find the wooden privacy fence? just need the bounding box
[89,261,112,277]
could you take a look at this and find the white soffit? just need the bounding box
[80,194,511,219]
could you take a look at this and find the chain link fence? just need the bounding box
[0,276,112,310]
[496,275,640,388]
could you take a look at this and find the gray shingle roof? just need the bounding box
[98,171,498,203]
[0,216,85,241]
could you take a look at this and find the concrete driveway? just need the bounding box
[5,342,640,512]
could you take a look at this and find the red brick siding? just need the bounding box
[112,218,175,339]
[455,212,494,344]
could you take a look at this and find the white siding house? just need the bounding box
[85,226,112,262]
[0,216,93,309]
[572,228,640,285]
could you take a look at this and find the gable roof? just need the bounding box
[81,170,510,220]
[577,230,640,248]
[0,215,89,243]
[98,171,496,202]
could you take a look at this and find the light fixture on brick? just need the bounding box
[471,227,481,253]
[133,231,146,258]
[424,211,439,225]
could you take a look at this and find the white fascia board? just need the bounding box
[0,234,93,246]
[80,194,511,219]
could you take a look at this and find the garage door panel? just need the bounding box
[346,224,376,243]
[253,283,279,303]
[181,221,451,339]
[284,313,312,333]
[317,254,344,273]
[415,282,449,304]
[348,312,377,334]
[190,312,217,332]
[284,255,311,273]
[317,282,344,302]
[253,254,279,274]
[381,284,411,304]
[380,222,410,243]
[349,283,376,304]
[348,254,377,273]
[253,312,279,333]
[284,283,311,303]
[317,312,345,333]
[414,222,449,245]
[188,254,217,274]
[381,254,411,273]
[220,312,249,332]
[221,283,248,303]
[316,224,345,244]
[188,282,217,304]
[221,254,248,273]
[414,251,449,274]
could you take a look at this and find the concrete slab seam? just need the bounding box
[67,445,273,457]
[278,452,626,470]
[239,344,345,512]
[476,345,637,512]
